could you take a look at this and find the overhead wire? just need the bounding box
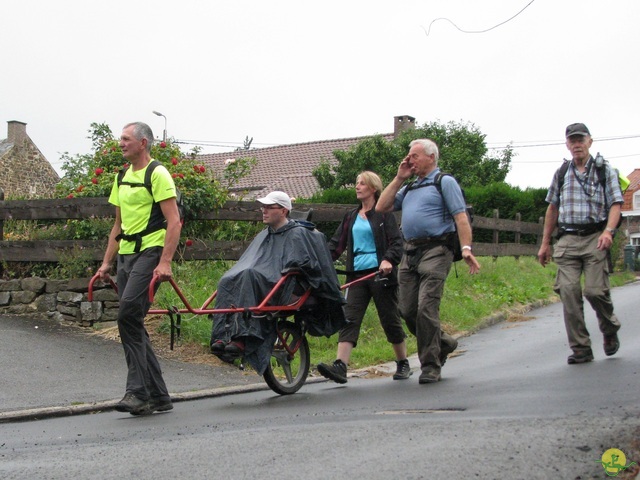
[488,135,640,164]
[422,0,536,36]
[488,134,640,150]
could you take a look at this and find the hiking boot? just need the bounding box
[129,396,173,416]
[604,333,620,356]
[115,393,150,415]
[149,397,173,413]
[393,359,412,380]
[440,337,458,366]
[418,367,441,384]
[317,359,348,384]
[567,349,594,365]
[210,340,226,354]
[225,340,245,355]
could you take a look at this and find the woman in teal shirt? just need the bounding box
[318,171,409,384]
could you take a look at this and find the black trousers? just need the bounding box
[339,272,406,347]
[116,247,169,401]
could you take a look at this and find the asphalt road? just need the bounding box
[0,314,265,415]
[1,282,639,479]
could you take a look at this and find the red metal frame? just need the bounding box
[88,270,379,318]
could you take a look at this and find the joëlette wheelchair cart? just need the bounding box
[88,269,380,396]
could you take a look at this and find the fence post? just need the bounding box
[514,213,521,261]
[493,209,499,261]
[536,217,544,246]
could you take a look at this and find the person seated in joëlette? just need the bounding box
[210,191,346,375]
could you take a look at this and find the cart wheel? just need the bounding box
[263,320,310,395]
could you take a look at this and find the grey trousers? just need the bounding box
[553,232,621,354]
[116,247,169,401]
[398,244,454,373]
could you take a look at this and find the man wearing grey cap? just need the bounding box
[538,123,623,365]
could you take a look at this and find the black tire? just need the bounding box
[263,321,310,395]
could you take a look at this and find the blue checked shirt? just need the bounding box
[545,156,623,225]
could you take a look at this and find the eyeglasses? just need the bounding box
[260,205,284,211]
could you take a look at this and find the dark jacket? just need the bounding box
[328,204,403,284]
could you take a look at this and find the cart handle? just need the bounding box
[147,270,309,315]
[340,271,383,290]
[88,273,117,301]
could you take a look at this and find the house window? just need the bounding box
[631,234,640,246]
[634,191,640,211]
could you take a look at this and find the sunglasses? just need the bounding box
[260,205,284,211]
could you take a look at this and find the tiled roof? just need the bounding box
[199,134,395,200]
[622,169,640,211]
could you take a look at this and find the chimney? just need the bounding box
[394,115,415,138]
[7,120,28,144]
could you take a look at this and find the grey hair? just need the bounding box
[409,138,439,163]
[124,122,154,152]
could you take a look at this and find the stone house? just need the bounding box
[621,168,640,246]
[199,115,416,200]
[0,120,60,199]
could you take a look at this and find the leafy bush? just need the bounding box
[465,183,548,244]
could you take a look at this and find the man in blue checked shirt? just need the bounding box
[538,123,623,365]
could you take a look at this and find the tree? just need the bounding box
[55,122,255,239]
[315,120,513,189]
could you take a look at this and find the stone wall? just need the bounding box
[0,277,119,326]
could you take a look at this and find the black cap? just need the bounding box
[565,123,591,138]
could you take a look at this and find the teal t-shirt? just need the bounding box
[352,215,378,271]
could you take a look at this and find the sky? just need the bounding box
[2,0,639,190]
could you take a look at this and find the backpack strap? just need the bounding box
[405,172,453,221]
[556,160,571,194]
[556,156,609,199]
[143,160,161,197]
[434,172,450,221]
[117,160,160,197]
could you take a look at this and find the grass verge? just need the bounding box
[151,256,635,370]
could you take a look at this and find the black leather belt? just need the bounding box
[557,222,605,238]
[406,233,454,248]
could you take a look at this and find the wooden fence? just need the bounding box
[0,197,543,263]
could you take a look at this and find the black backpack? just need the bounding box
[115,160,185,252]
[406,172,473,262]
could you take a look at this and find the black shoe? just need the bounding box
[393,359,413,380]
[211,340,226,354]
[225,340,245,355]
[567,349,594,365]
[418,368,441,384]
[440,337,458,366]
[604,333,619,356]
[148,397,173,413]
[115,393,150,415]
[317,359,348,384]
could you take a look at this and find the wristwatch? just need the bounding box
[461,245,472,251]
[605,227,617,235]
